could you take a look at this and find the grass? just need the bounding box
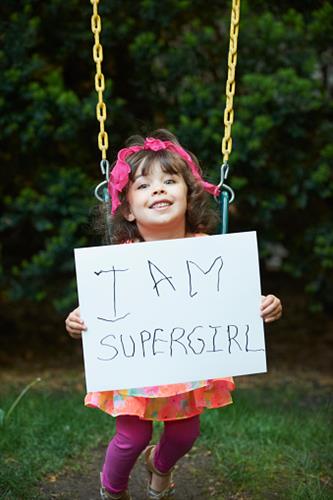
[0,378,332,499]
[0,381,114,499]
[203,385,332,499]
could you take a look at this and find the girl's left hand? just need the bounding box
[260,294,282,323]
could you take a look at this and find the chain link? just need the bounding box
[90,0,109,160]
[90,0,238,166]
[221,0,240,163]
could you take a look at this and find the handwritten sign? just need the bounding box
[74,232,266,392]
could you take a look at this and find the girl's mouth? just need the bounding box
[150,200,172,209]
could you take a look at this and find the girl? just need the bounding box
[65,129,282,500]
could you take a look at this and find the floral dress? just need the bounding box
[85,234,235,421]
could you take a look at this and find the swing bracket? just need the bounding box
[215,161,235,234]
[215,161,235,204]
[94,159,110,203]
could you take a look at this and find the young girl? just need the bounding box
[65,129,282,500]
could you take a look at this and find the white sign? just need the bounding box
[74,232,266,392]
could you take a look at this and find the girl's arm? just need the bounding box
[260,294,282,323]
[65,306,87,339]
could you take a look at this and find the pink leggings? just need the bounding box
[102,414,200,494]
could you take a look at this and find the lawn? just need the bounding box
[0,374,332,499]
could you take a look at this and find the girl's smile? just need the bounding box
[125,161,188,241]
[149,199,172,210]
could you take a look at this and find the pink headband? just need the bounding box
[108,137,220,214]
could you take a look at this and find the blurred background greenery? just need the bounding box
[0,0,332,356]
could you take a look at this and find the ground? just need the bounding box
[39,444,221,500]
[34,369,332,500]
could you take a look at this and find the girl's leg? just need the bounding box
[102,415,153,494]
[154,414,201,473]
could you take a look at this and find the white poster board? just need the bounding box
[74,232,266,392]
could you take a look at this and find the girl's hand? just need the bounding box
[65,306,87,339]
[260,294,282,323]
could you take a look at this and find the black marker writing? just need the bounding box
[152,328,168,355]
[94,266,129,318]
[245,324,265,352]
[98,334,119,361]
[97,313,130,323]
[186,256,223,298]
[139,330,152,357]
[187,325,205,355]
[227,325,242,354]
[170,327,187,356]
[120,334,136,358]
[96,323,265,362]
[147,260,176,297]
[206,325,224,352]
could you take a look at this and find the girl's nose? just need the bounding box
[152,184,166,195]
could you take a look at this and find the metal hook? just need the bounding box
[94,159,110,202]
[215,183,235,204]
[219,162,230,185]
[94,180,109,202]
[214,161,235,204]
[100,159,110,180]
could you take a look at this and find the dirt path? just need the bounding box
[39,445,223,500]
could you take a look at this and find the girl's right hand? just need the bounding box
[65,306,87,339]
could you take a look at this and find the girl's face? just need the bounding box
[125,161,188,241]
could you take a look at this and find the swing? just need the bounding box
[90,0,240,235]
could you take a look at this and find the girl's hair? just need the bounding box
[94,129,219,244]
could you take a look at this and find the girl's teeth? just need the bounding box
[154,202,170,208]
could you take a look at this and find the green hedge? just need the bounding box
[0,0,332,333]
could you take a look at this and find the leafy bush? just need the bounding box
[0,0,332,337]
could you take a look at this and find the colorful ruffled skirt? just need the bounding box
[85,377,235,421]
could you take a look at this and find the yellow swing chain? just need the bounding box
[90,0,110,202]
[219,0,240,193]
[221,0,240,166]
[89,0,240,206]
[218,0,240,233]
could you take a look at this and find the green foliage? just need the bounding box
[0,0,332,334]
[0,167,93,312]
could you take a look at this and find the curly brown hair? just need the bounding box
[94,129,219,244]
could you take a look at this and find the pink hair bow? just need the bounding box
[108,137,220,214]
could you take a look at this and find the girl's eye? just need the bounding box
[137,183,149,189]
[165,178,176,184]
